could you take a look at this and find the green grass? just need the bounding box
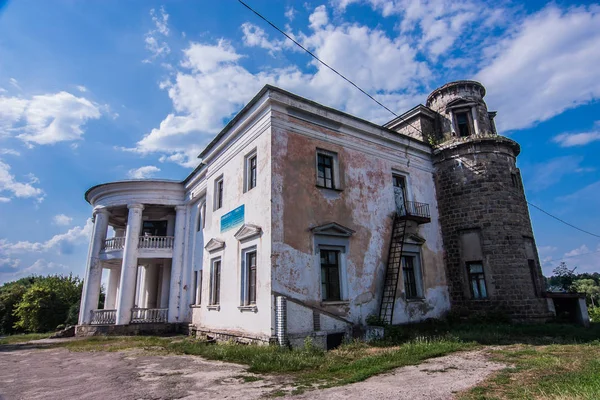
[0,332,51,344]
[459,343,600,400]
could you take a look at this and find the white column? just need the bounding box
[160,262,171,309]
[144,264,159,308]
[78,207,110,324]
[168,205,187,323]
[105,267,120,309]
[116,203,144,325]
[471,106,480,135]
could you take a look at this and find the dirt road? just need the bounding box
[0,342,503,400]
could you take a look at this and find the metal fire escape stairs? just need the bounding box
[379,199,431,325]
[379,214,408,325]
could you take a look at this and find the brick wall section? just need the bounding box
[433,136,552,320]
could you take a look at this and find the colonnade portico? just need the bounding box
[78,197,187,327]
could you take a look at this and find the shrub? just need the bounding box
[588,306,600,323]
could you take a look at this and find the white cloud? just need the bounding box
[127,165,161,179]
[0,149,20,156]
[476,5,600,132]
[552,130,600,147]
[132,5,430,167]
[9,78,21,90]
[0,218,93,256]
[241,23,284,53]
[309,5,329,30]
[565,244,590,258]
[76,85,88,93]
[0,197,10,203]
[53,214,73,226]
[557,181,600,204]
[0,91,102,145]
[0,258,70,283]
[143,7,171,62]
[559,243,600,274]
[0,160,44,202]
[285,6,296,21]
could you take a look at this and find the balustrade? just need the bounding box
[90,309,116,325]
[131,308,168,323]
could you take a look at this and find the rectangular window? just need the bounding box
[467,262,488,299]
[317,153,335,189]
[456,112,471,137]
[214,177,224,210]
[320,249,341,301]
[402,255,419,299]
[249,155,257,190]
[393,174,407,215]
[192,271,202,305]
[245,250,257,305]
[210,260,221,305]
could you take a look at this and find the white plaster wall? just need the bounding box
[187,108,273,339]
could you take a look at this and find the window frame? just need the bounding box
[213,176,224,211]
[453,110,473,138]
[401,253,424,299]
[240,247,257,306]
[467,262,488,299]
[320,248,342,302]
[315,149,341,190]
[209,258,221,306]
[244,149,258,193]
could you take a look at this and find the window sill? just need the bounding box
[321,300,350,306]
[238,305,258,313]
[405,297,425,303]
[189,304,202,308]
[316,185,343,192]
[207,305,220,311]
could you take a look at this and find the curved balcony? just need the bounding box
[100,236,175,259]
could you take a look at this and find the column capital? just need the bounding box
[93,207,110,217]
[175,205,187,212]
[128,203,145,210]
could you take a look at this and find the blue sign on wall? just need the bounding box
[221,204,245,232]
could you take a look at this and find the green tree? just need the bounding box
[13,275,82,332]
[0,277,39,335]
[549,262,577,292]
[573,279,600,308]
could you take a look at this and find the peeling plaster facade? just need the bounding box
[78,81,552,345]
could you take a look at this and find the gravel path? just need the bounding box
[0,342,503,400]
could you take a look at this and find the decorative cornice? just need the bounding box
[311,222,355,237]
[205,238,225,252]
[93,207,110,216]
[405,233,426,245]
[128,203,145,210]
[234,224,262,241]
[175,205,187,212]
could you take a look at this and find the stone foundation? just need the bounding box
[75,323,185,337]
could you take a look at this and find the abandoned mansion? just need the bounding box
[77,80,556,346]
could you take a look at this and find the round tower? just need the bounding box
[429,80,551,321]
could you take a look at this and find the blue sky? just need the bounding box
[0,0,599,283]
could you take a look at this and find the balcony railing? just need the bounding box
[131,308,168,323]
[103,237,126,251]
[397,201,431,224]
[138,236,174,250]
[90,309,116,325]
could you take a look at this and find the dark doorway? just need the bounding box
[326,332,344,350]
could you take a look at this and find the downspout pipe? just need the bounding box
[275,295,288,347]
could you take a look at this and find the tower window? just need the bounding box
[467,262,488,299]
[317,153,335,189]
[455,112,471,137]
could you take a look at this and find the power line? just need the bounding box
[527,201,600,239]
[238,0,600,241]
[237,0,399,119]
